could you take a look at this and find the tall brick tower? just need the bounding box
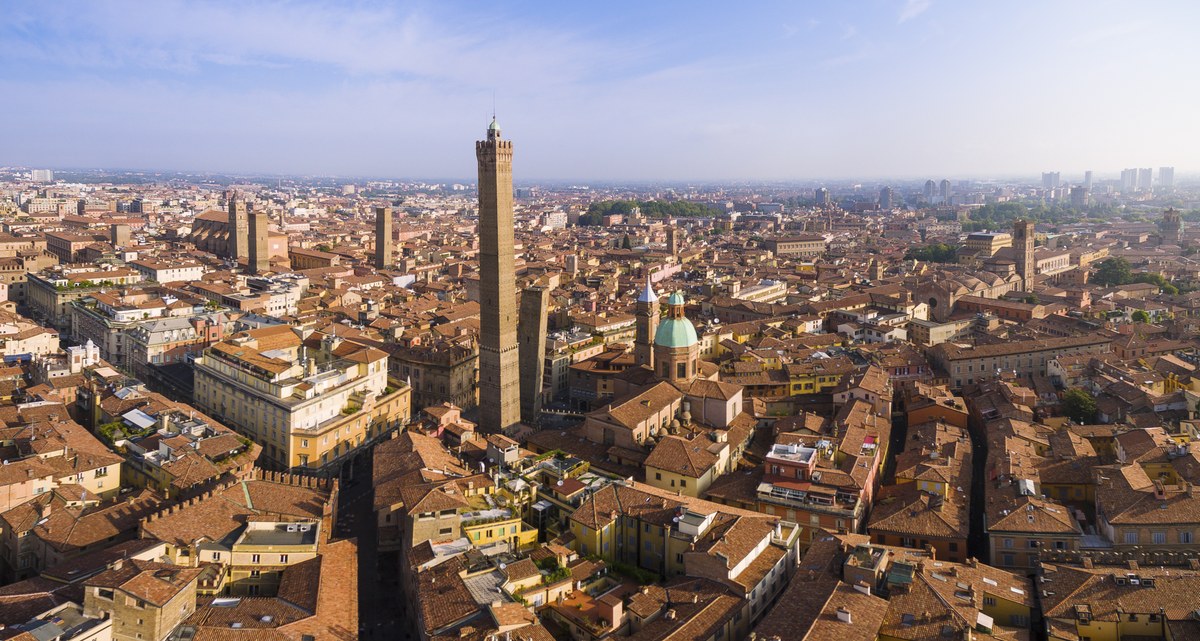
[1160,208,1183,245]
[1014,219,1035,292]
[518,284,550,426]
[476,118,521,433]
[248,208,269,274]
[228,192,249,261]
[375,206,393,270]
[634,275,659,368]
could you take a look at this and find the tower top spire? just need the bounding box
[487,116,501,139]
[638,274,658,304]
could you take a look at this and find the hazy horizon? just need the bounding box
[2,1,1197,181]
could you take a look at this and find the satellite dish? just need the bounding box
[673,516,680,523]
[499,563,507,570]
[557,480,564,486]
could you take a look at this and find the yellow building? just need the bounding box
[193,326,411,472]
[1041,562,1191,641]
[224,520,320,596]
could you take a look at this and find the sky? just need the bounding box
[1,0,1197,181]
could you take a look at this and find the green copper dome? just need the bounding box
[488,117,500,131]
[655,318,698,348]
[667,291,685,306]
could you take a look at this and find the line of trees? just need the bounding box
[1090,257,1181,294]
[904,243,958,263]
[579,200,716,225]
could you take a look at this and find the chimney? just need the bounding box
[836,607,852,624]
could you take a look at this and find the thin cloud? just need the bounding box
[1068,21,1149,46]
[899,0,932,23]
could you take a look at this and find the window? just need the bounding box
[949,542,958,552]
[1182,531,1193,544]
[1001,553,1015,566]
[95,467,108,477]
[680,479,687,487]
[212,552,220,561]
[251,554,260,563]
[250,570,261,578]
[279,554,288,563]
[1152,531,1167,544]
[1003,538,1013,549]
[655,472,662,481]
[1029,540,1040,549]
[98,588,114,599]
[983,597,997,607]
[438,527,453,535]
[1124,531,1139,545]
[1010,614,1030,627]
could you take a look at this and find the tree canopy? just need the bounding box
[1090,257,1180,294]
[1061,388,1098,424]
[1092,257,1132,287]
[580,200,716,225]
[904,243,958,263]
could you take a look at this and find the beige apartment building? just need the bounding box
[763,235,826,258]
[83,560,202,641]
[931,334,1113,389]
[193,325,411,471]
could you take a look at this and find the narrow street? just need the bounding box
[336,446,405,640]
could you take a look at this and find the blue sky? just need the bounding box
[1,0,1197,181]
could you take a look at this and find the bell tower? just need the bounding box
[635,275,658,368]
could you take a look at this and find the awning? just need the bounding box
[122,409,157,430]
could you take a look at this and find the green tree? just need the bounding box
[1092,257,1132,287]
[1061,388,1098,424]
[904,243,959,263]
[621,234,632,250]
[1131,310,1150,323]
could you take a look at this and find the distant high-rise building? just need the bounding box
[879,186,894,210]
[815,187,831,206]
[1160,166,1175,190]
[1121,168,1138,193]
[374,206,392,270]
[1014,219,1035,293]
[1138,168,1153,192]
[939,179,952,203]
[31,169,53,183]
[1070,186,1089,208]
[923,180,936,202]
[1041,172,1061,190]
[1083,170,1093,190]
[518,285,550,426]
[248,209,269,275]
[476,118,521,434]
